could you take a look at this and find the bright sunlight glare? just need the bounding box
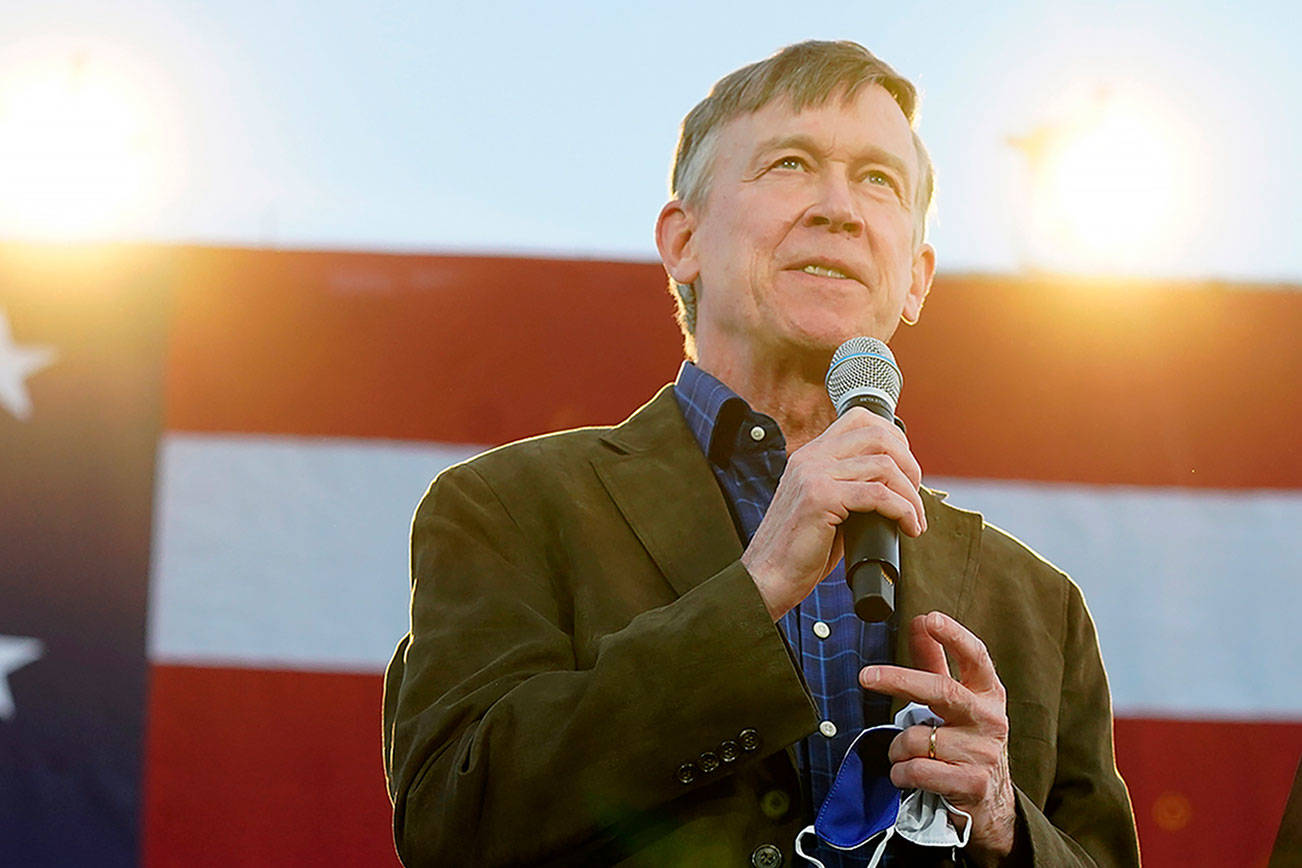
[0,44,180,241]
[1014,88,1201,275]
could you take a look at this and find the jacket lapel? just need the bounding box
[891,489,984,707]
[592,386,744,598]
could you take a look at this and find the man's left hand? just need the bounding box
[859,611,1017,867]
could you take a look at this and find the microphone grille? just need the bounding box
[826,336,902,416]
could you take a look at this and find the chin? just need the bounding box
[770,328,854,370]
[792,321,881,352]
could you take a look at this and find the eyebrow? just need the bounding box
[753,133,914,194]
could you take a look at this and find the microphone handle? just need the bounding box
[844,511,899,622]
[839,393,901,623]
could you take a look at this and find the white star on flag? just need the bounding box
[0,306,57,421]
[0,635,43,720]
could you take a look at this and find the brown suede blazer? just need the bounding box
[383,386,1140,867]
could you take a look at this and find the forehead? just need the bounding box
[715,83,918,177]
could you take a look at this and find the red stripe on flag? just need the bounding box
[892,275,1302,490]
[162,248,683,446]
[144,663,1302,866]
[142,664,398,867]
[163,249,1300,488]
[1115,716,1302,867]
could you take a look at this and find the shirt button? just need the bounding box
[675,761,698,785]
[819,720,838,738]
[698,751,720,774]
[719,739,740,763]
[751,843,783,868]
[738,728,762,753]
[749,425,765,441]
[812,621,831,639]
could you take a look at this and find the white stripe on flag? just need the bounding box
[931,477,1302,719]
[148,433,480,671]
[148,434,1302,719]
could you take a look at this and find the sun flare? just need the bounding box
[1013,89,1199,275]
[0,46,180,240]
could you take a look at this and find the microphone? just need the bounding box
[825,337,904,623]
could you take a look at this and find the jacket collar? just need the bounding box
[593,386,745,599]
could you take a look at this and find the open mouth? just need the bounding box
[800,263,852,280]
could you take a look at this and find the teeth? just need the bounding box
[802,264,850,279]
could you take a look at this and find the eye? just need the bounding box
[864,169,900,192]
[771,155,808,171]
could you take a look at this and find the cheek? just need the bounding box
[698,185,816,282]
[867,212,917,270]
[713,213,785,275]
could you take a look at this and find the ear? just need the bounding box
[655,199,700,285]
[900,242,935,326]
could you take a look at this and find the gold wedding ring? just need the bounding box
[928,724,938,760]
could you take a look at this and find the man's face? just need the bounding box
[683,83,934,363]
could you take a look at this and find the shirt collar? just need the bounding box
[673,361,784,465]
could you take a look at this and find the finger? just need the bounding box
[825,410,922,489]
[888,723,997,767]
[922,611,1003,694]
[888,725,938,763]
[844,425,922,492]
[889,757,986,806]
[834,405,911,451]
[859,664,977,723]
[830,452,924,511]
[908,613,949,677]
[832,460,927,535]
[835,478,925,537]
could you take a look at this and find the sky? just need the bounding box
[0,0,1297,282]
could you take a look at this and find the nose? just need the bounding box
[805,171,863,236]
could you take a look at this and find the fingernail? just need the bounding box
[860,667,879,686]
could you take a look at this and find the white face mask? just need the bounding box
[794,703,971,868]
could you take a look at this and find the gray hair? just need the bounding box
[667,40,935,358]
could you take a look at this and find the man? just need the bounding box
[383,41,1139,867]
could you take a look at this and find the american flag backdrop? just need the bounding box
[1,243,1298,866]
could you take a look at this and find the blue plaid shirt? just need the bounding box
[674,362,894,867]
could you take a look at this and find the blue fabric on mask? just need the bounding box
[798,702,971,867]
[812,724,903,849]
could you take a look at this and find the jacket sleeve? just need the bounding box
[1015,579,1141,867]
[381,461,818,866]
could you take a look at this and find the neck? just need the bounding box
[696,342,838,453]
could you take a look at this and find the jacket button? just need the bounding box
[719,739,740,763]
[698,751,720,774]
[759,788,791,820]
[751,843,783,867]
[739,728,761,753]
[675,762,697,785]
